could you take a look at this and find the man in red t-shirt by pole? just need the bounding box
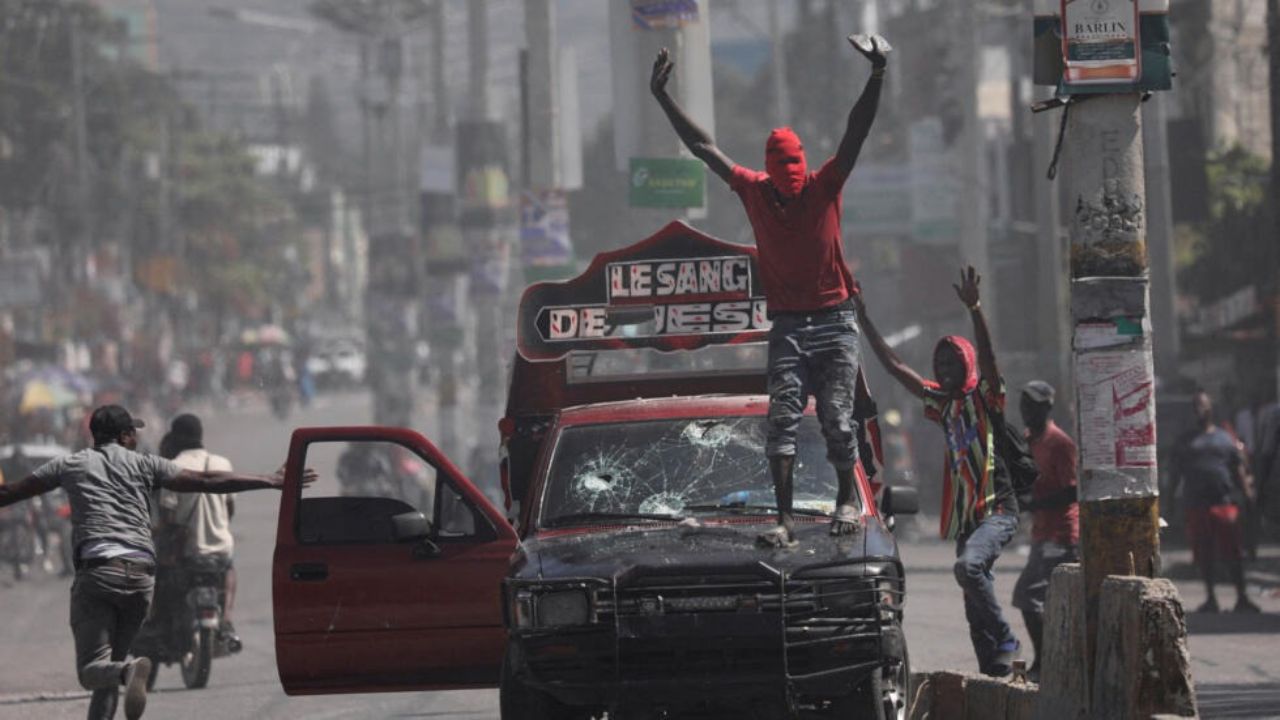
[1010,381,1079,682]
[650,34,888,547]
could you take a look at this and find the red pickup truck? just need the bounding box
[271,222,918,719]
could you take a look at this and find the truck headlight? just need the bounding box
[513,590,535,629]
[537,590,591,627]
[818,581,864,613]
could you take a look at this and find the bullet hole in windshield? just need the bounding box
[550,417,845,522]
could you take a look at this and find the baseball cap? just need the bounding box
[1022,380,1056,405]
[89,405,145,440]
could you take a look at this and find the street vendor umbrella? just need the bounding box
[18,380,77,413]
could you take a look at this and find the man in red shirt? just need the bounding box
[650,34,888,547]
[1011,380,1079,681]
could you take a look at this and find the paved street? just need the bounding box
[1,391,1278,718]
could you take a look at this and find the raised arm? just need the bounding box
[834,34,889,179]
[0,473,60,507]
[650,48,734,183]
[852,287,930,398]
[159,467,317,494]
[954,266,1000,385]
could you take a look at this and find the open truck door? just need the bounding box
[273,426,517,695]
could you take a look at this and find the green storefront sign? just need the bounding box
[629,157,705,208]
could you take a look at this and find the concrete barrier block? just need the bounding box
[1036,563,1089,720]
[1092,576,1197,719]
[965,677,1008,720]
[1004,683,1037,719]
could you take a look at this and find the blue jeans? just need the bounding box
[765,307,861,469]
[953,512,1019,671]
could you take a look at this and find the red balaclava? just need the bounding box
[765,127,807,197]
[932,335,979,398]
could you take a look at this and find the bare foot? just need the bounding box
[830,504,860,535]
[757,524,798,549]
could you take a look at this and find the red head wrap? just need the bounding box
[765,127,807,197]
[930,335,979,398]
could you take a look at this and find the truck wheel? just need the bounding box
[499,645,587,720]
[832,639,911,720]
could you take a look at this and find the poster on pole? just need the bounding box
[1060,0,1141,85]
[1076,349,1156,468]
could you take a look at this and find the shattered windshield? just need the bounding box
[539,416,856,527]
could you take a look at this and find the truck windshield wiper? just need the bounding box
[682,504,830,517]
[543,511,680,528]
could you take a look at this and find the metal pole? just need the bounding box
[957,2,992,309]
[1063,93,1161,680]
[1142,93,1180,381]
[525,0,559,190]
[70,14,90,283]
[1269,0,1280,396]
[768,0,790,128]
[468,0,489,120]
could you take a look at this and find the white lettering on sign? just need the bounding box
[548,307,610,339]
[606,256,752,303]
[541,299,771,342]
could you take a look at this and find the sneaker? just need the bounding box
[987,639,1021,677]
[1234,596,1262,614]
[123,657,151,719]
[1195,597,1220,614]
[220,621,243,653]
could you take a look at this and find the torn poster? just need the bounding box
[1077,350,1156,468]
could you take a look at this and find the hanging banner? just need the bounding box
[631,0,699,30]
[629,157,706,209]
[519,190,574,274]
[456,120,512,225]
[1060,0,1140,85]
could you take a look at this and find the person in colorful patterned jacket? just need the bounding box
[853,266,1022,677]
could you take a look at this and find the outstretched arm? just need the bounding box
[650,48,735,183]
[953,266,1000,384]
[852,287,930,398]
[0,474,60,507]
[159,467,317,494]
[835,34,888,178]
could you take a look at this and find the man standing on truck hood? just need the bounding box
[650,33,888,548]
[0,404,313,720]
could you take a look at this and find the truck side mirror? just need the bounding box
[882,486,919,517]
[392,510,432,543]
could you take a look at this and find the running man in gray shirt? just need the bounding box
[0,405,314,720]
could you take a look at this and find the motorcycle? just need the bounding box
[135,556,241,690]
[269,384,293,420]
[0,503,36,581]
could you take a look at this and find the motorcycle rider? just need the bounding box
[154,414,241,647]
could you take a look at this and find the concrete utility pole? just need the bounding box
[1062,93,1161,670]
